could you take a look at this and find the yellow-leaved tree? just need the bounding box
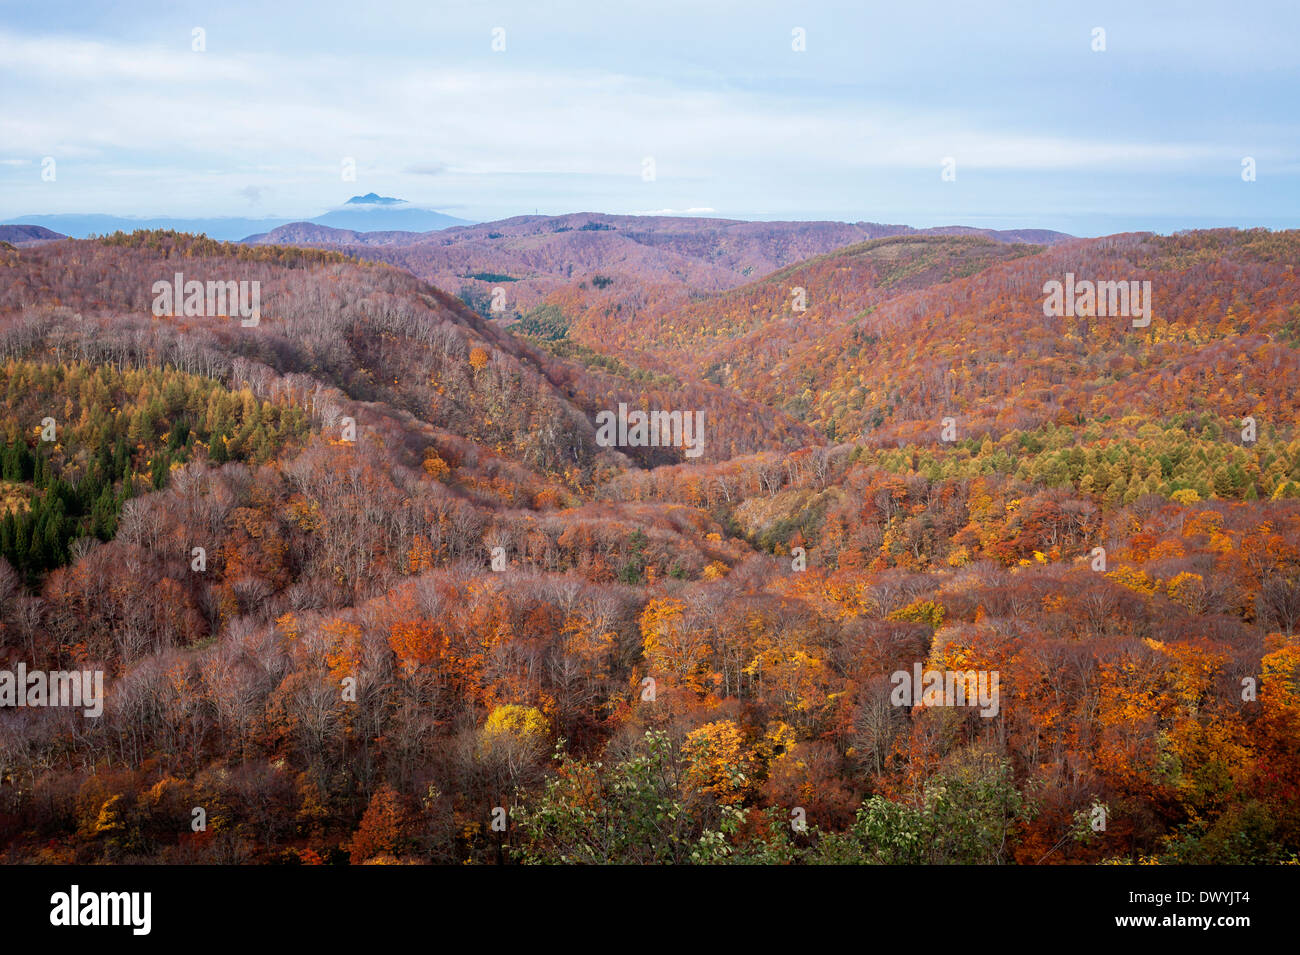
[682,719,757,806]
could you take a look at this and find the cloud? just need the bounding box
[0,6,1295,225]
[0,29,254,83]
[632,207,717,216]
[404,162,448,176]
[0,34,1243,186]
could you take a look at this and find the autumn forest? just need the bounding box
[0,220,1295,869]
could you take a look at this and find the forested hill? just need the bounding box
[243,212,1073,333]
[537,229,1300,445]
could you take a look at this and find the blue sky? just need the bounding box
[1,0,1297,235]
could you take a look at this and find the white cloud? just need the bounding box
[0,18,1292,221]
[0,30,255,83]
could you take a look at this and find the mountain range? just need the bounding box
[1,193,471,242]
[241,212,1074,322]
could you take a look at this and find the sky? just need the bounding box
[1,0,1297,236]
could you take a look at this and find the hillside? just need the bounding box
[0,224,65,246]
[240,223,425,247]
[244,213,1074,327]
[542,234,1048,373]
[548,230,1300,448]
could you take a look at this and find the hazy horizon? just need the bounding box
[8,201,1299,242]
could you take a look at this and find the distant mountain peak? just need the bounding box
[345,193,405,206]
